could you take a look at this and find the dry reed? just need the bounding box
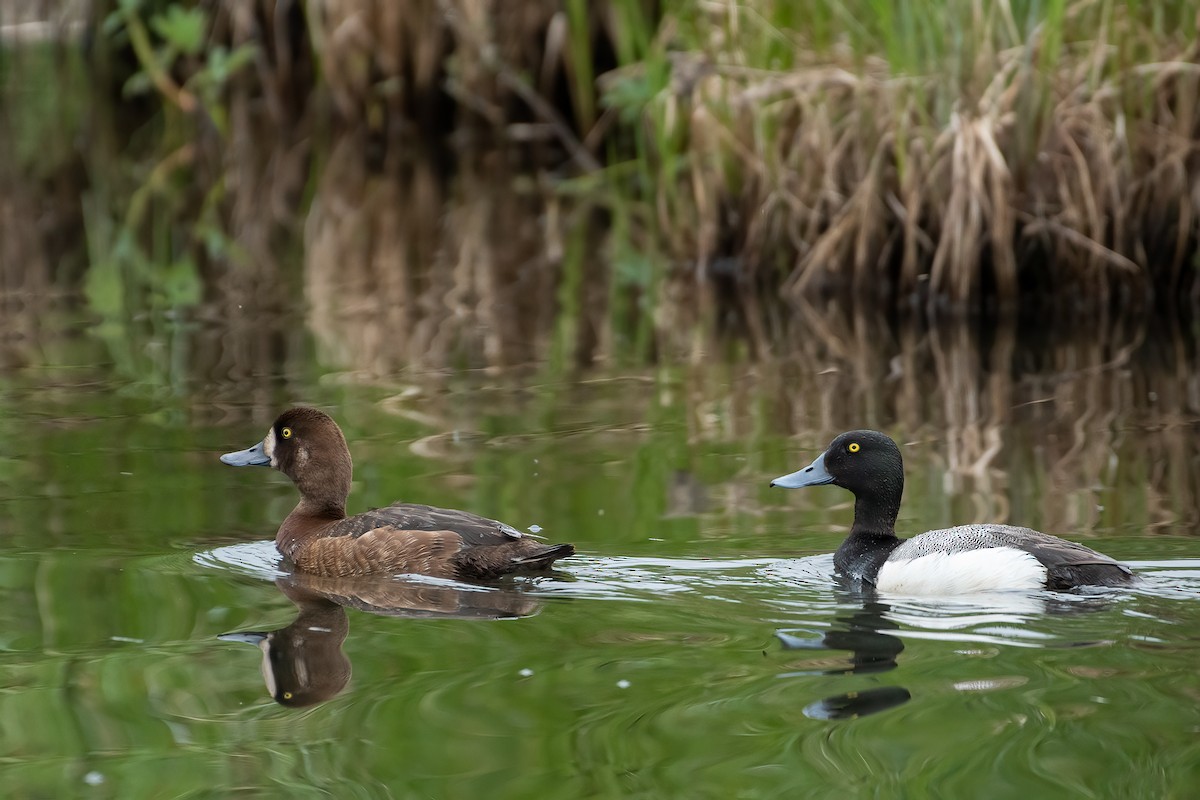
[637,1,1200,315]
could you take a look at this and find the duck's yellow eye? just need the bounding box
[281,427,293,439]
[848,442,860,453]
[282,691,293,700]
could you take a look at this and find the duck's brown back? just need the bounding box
[319,502,527,544]
[279,502,573,579]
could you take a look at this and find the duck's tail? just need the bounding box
[1046,560,1137,590]
[453,541,576,579]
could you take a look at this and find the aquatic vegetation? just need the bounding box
[603,0,1200,313]
[1,0,1197,370]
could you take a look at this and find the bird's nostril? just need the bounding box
[805,466,812,472]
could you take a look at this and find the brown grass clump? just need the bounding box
[636,1,1200,316]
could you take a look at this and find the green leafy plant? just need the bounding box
[104,0,256,133]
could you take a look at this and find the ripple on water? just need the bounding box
[1125,558,1200,601]
[193,541,1200,657]
[192,545,1200,642]
[193,541,286,581]
[530,555,782,603]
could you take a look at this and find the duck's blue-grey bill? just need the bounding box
[220,441,270,467]
[770,452,833,488]
[218,631,269,646]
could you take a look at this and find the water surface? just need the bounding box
[1,336,1199,798]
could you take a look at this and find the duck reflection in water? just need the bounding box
[776,598,911,720]
[774,586,1120,720]
[220,573,541,708]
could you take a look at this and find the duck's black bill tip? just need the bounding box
[220,441,270,467]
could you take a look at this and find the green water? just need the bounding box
[1,324,1199,800]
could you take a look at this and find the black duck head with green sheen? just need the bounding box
[770,430,905,535]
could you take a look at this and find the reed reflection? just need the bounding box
[7,113,1200,543]
[751,307,1200,539]
[220,573,541,708]
[304,137,605,374]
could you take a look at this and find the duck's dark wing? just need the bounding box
[321,502,526,547]
[900,525,1134,589]
[1018,534,1135,589]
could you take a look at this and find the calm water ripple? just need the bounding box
[4,374,1200,796]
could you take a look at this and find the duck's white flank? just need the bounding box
[875,547,1047,595]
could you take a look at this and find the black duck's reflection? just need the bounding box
[220,573,541,708]
[776,598,911,720]
[774,587,1120,720]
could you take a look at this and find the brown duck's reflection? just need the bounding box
[219,573,541,708]
[776,599,911,720]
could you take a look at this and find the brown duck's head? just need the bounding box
[221,407,353,516]
[219,593,351,708]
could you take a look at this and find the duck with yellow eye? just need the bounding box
[220,407,575,579]
[770,430,1135,594]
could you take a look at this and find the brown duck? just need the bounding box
[220,407,574,579]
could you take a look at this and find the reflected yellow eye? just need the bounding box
[282,691,293,700]
[848,442,860,453]
[281,427,293,439]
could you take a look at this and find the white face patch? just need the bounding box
[263,428,278,468]
[876,547,1047,595]
[258,640,277,696]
